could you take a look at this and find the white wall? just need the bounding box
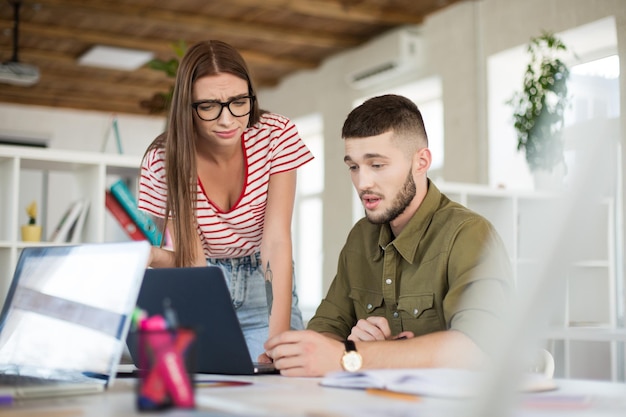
[0,103,164,155]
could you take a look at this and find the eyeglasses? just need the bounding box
[191,95,255,121]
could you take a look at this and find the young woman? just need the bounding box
[138,40,314,361]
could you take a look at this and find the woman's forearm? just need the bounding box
[264,251,294,339]
[149,246,176,268]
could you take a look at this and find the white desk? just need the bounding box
[3,375,626,417]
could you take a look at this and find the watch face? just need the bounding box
[341,351,363,372]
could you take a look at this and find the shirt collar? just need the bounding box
[374,179,441,263]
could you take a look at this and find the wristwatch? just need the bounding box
[340,340,363,372]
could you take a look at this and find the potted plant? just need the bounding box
[140,41,187,114]
[508,32,570,187]
[21,200,42,242]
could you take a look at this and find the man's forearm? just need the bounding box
[357,330,486,369]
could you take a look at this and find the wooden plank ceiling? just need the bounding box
[0,0,464,116]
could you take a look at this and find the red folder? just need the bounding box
[105,191,148,241]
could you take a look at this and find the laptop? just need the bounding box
[127,266,278,375]
[0,241,151,399]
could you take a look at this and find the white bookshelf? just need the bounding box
[0,145,141,303]
[439,182,624,381]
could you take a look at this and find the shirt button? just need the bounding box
[393,311,399,318]
[385,278,392,285]
[366,303,373,310]
[413,308,419,315]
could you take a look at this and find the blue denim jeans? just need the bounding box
[206,252,304,360]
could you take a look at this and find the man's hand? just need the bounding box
[264,330,344,377]
[348,317,390,341]
[348,316,415,341]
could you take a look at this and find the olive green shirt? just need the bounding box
[307,180,512,353]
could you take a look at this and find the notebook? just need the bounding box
[127,266,277,375]
[0,241,151,399]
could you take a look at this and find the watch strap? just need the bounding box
[344,339,357,352]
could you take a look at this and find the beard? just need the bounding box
[364,169,416,225]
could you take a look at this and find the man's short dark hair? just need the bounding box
[341,94,428,147]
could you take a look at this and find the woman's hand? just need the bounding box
[257,352,273,364]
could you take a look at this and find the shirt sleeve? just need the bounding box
[444,217,513,355]
[265,114,314,175]
[137,147,168,219]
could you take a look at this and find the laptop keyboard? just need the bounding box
[0,372,93,387]
[0,373,62,386]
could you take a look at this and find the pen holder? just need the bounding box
[136,327,196,411]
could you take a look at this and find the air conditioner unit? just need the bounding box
[345,28,423,90]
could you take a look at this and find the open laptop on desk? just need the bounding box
[126,266,277,375]
[0,241,150,399]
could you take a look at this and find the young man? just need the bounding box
[265,94,512,377]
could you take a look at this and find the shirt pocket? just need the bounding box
[397,293,434,319]
[349,288,383,316]
[397,293,444,335]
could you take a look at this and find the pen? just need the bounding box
[365,388,420,402]
[195,380,252,388]
[131,307,147,331]
[163,297,178,329]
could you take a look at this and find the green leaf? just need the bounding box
[506,31,571,172]
[141,41,187,112]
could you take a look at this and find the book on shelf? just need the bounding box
[109,179,162,246]
[105,191,148,241]
[49,199,88,243]
[68,200,90,243]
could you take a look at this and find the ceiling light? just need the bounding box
[78,45,154,71]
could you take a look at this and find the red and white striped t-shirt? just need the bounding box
[138,113,314,259]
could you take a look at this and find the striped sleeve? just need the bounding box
[262,113,314,175]
[138,147,168,219]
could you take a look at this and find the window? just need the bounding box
[487,17,623,381]
[487,16,619,189]
[292,113,324,322]
[567,55,620,122]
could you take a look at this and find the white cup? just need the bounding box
[530,348,555,379]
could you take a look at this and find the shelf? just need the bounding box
[0,144,140,167]
[0,145,142,305]
[546,327,626,342]
[439,182,620,381]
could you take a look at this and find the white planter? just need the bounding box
[532,164,566,192]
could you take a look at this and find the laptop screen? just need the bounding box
[0,242,150,380]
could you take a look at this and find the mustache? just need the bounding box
[359,190,383,199]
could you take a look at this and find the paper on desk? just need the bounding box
[321,368,478,398]
[321,368,557,398]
